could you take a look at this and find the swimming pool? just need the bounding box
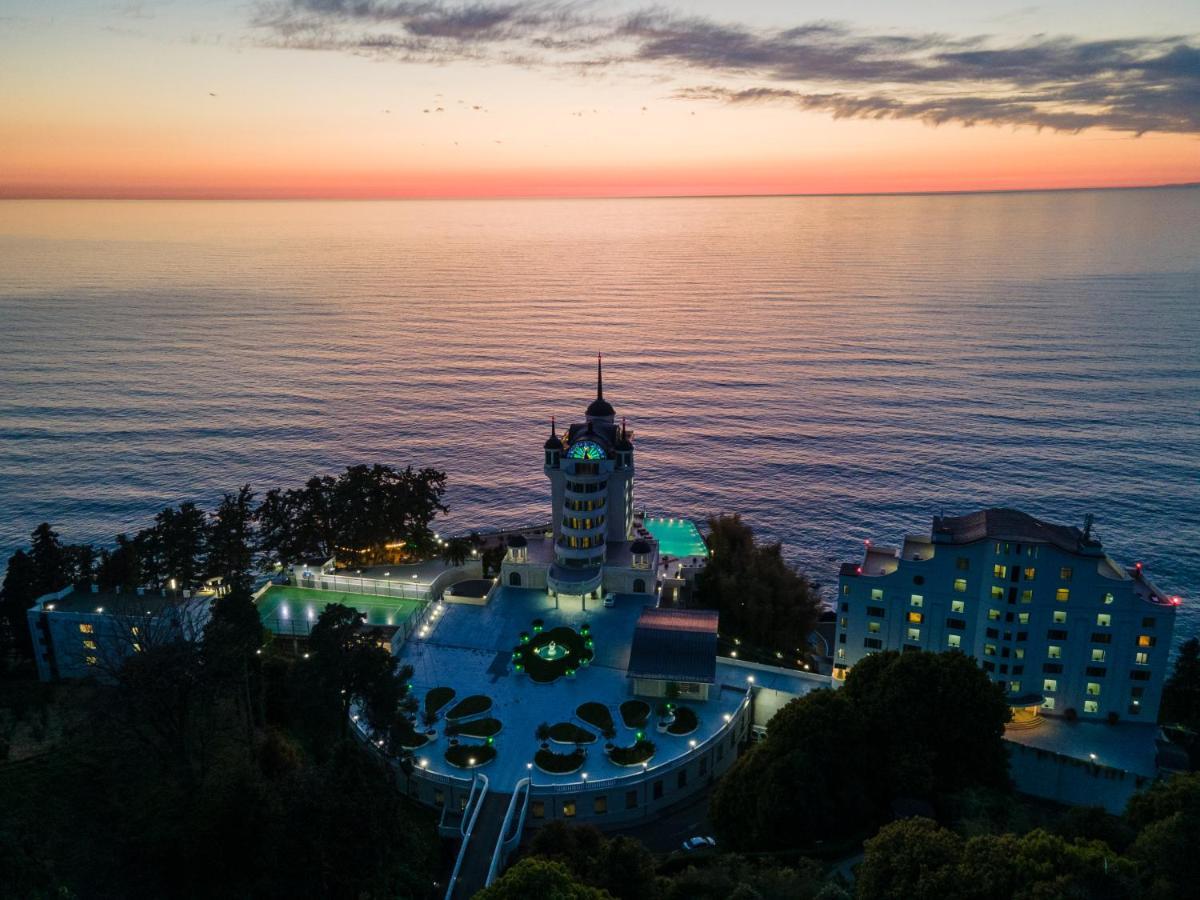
[256,584,424,636]
[643,516,709,559]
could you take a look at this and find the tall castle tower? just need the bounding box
[543,354,635,598]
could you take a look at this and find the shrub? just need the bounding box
[446,695,492,720]
[425,687,455,717]
[667,706,699,736]
[608,740,655,766]
[576,702,614,732]
[620,700,650,729]
[445,717,503,739]
[549,722,596,744]
[535,748,586,774]
[445,744,496,769]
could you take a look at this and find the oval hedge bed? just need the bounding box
[576,702,614,733]
[608,739,656,767]
[548,722,596,744]
[445,744,496,769]
[513,626,593,683]
[620,700,651,729]
[391,717,430,750]
[534,748,586,775]
[446,717,503,739]
[446,694,492,720]
[666,706,699,736]
[425,687,455,717]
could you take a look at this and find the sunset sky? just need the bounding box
[2,0,1198,198]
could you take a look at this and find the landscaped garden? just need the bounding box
[547,722,596,744]
[446,694,492,720]
[534,747,587,775]
[446,717,503,739]
[608,739,656,767]
[512,624,594,683]
[576,702,614,733]
[390,717,430,749]
[666,706,699,736]
[620,700,650,729]
[445,744,496,769]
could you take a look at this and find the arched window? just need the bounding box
[509,572,522,587]
[633,578,646,593]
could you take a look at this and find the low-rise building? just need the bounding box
[27,585,211,682]
[834,508,1179,725]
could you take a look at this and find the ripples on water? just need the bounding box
[1,191,1197,646]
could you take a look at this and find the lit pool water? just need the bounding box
[643,517,709,559]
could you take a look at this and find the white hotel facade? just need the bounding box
[834,508,1179,724]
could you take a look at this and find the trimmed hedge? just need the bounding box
[425,687,455,717]
[609,740,656,766]
[446,717,503,739]
[666,706,699,736]
[534,748,586,774]
[391,717,430,749]
[620,700,651,729]
[445,744,496,769]
[446,694,492,720]
[548,722,596,744]
[576,702,614,733]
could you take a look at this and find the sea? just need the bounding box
[1,190,1197,647]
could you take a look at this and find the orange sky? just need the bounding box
[2,1,1197,199]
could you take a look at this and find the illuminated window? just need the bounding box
[85,655,98,666]
[82,640,97,650]
[951,599,965,613]
[1048,646,1062,659]
[1023,567,1036,580]
[907,611,923,624]
[1018,613,1030,624]
[1086,682,1101,696]
[531,800,544,818]
[562,800,576,817]
[1053,611,1067,624]
[1060,567,1073,580]
[868,621,881,634]
[593,796,607,815]
[837,648,846,659]
[988,609,1001,621]
[839,617,847,627]
[993,565,1007,579]
[1042,697,1056,709]
[1097,614,1111,627]
[841,584,850,595]
[1009,681,1021,694]
[1043,679,1058,692]
[1056,588,1070,602]
[871,589,884,601]
[79,623,94,634]
[953,579,967,593]
[1084,700,1099,713]
[1138,635,1155,648]
[1014,648,1025,659]
[133,642,142,652]
[1021,590,1033,603]
[907,627,921,641]
[990,587,1004,601]
[910,594,923,607]
[984,644,996,656]
[130,626,140,636]
[1091,649,1106,662]
[1134,652,1149,665]
[1103,593,1114,605]
[947,634,961,649]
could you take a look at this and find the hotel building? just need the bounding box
[834,508,1179,724]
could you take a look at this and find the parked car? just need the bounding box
[603,592,616,608]
[681,836,716,852]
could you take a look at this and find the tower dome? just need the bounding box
[585,353,615,420]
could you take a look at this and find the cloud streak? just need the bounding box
[252,1,1200,135]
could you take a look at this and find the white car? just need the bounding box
[603,593,616,608]
[681,836,716,852]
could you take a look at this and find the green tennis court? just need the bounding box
[257,584,423,635]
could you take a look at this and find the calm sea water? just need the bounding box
[1,191,1197,646]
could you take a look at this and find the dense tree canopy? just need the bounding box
[693,514,822,658]
[711,650,1011,851]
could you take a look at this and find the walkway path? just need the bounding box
[449,791,510,898]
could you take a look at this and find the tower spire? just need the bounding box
[596,352,604,400]
[551,415,556,436]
